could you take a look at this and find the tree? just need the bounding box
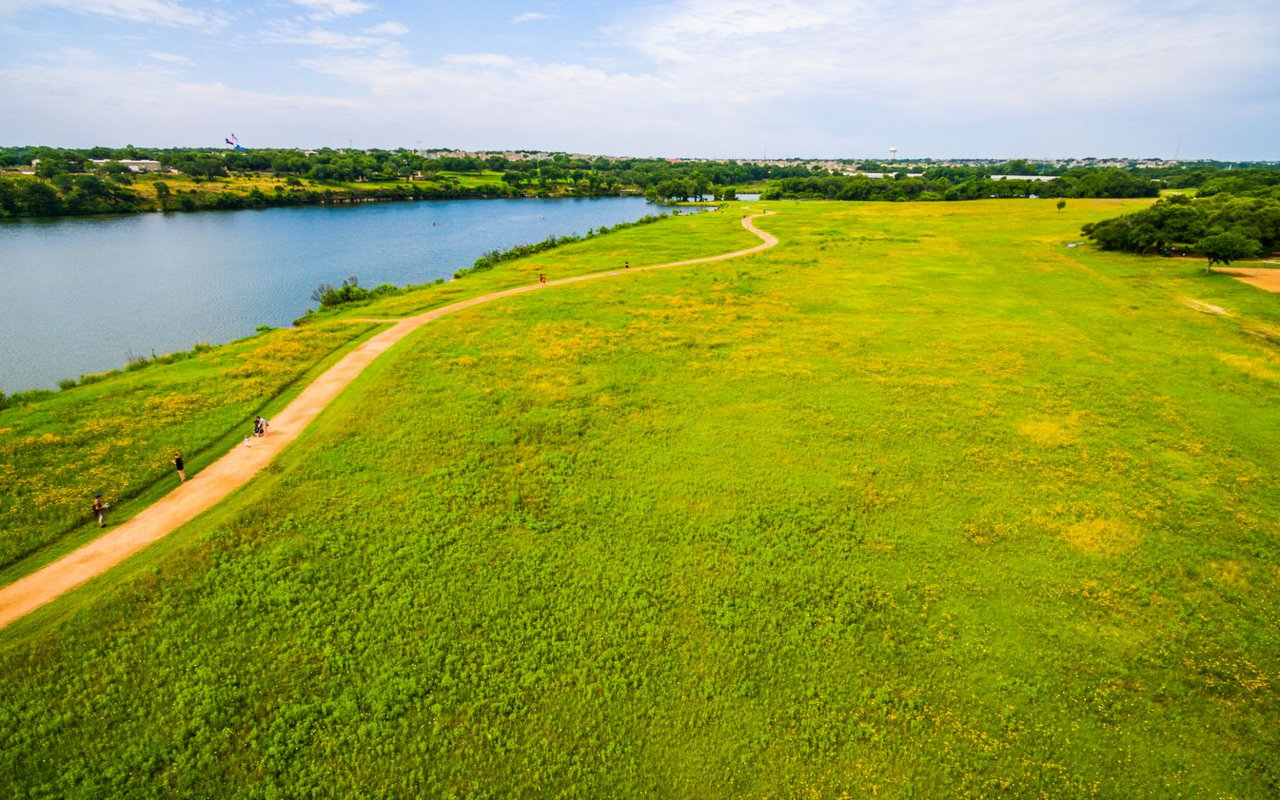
[1000,159,1036,176]
[20,180,62,216]
[1056,199,1066,212]
[1196,231,1262,272]
[34,152,85,178]
[185,155,227,180]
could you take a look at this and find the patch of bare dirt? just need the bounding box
[1215,267,1280,293]
[1179,297,1233,316]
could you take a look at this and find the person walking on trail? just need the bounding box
[254,416,270,437]
[625,260,630,269]
[173,452,186,482]
[92,494,108,528]
[539,273,547,284]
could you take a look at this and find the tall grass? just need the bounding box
[0,322,377,575]
[1,200,1277,798]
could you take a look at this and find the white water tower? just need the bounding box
[889,146,898,161]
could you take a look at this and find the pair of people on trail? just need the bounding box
[254,416,270,437]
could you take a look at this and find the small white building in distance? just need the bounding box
[89,159,164,173]
[991,174,1057,182]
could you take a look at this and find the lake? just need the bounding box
[0,197,681,392]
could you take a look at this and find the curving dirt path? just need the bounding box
[0,211,778,631]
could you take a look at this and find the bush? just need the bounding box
[0,387,54,410]
[78,369,122,387]
[311,275,371,308]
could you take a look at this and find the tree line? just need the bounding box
[2,145,1277,218]
[759,167,1163,202]
[0,145,823,218]
[1081,192,1279,267]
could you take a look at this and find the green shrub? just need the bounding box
[311,275,372,308]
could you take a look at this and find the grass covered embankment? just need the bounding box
[0,322,381,584]
[2,200,1278,798]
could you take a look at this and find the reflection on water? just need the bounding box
[0,198,678,391]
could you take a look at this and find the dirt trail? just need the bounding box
[0,211,778,631]
[1215,267,1280,293]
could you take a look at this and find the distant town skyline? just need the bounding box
[1,0,1277,161]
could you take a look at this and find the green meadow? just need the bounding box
[0,321,380,584]
[1,200,1277,798]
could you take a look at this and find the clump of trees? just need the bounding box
[1080,193,1279,268]
[1146,166,1280,199]
[310,276,398,308]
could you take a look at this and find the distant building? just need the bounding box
[991,174,1057,183]
[843,172,924,179]
[89,159,163,173]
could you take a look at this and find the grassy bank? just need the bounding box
[0,321,381,584]
[316,206,762,320]
[2,199,1277,798]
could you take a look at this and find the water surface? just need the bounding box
[0,197,672,391]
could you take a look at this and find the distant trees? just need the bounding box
[5,145,1275,221]
[760,167,1161,203]
[34,151,86,178]
[182,155,228,180]
[1081,193,1278,263]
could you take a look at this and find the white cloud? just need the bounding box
[611,0,1280,116]
[3,0,1276,157]
[147,50,192,65]
[8,0,228,29]
[364,21,407,36]
[0,51,365,147]
[267,0,1278,156]
[261,23,406,56]
[512,12,549,23]
[291,0,373,20]
[440,53,523,68]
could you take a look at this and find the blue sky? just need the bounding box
[1,0,1277,159]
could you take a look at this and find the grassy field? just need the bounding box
[1,199,1277,798]
[0,208,760,590]
[324,207,763,321]
[0,321,380,584]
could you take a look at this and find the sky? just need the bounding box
[0,0,1277,160]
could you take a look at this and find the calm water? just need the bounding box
[0,197,677,391]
